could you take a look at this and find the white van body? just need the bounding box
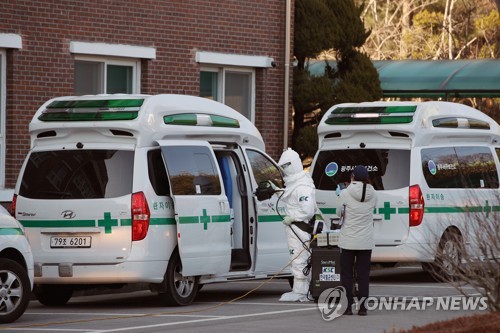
[0,205,33,323]
[13,94,290,306]
[311,101,500,279]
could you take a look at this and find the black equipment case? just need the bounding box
[310,245,342,301]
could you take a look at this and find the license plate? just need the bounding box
[50,236,92,248]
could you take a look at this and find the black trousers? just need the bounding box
[340,248,372,311]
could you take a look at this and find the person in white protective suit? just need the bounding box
[278,148,316,302]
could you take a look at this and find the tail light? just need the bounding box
[10,194,17,217]
[409,184,424,227]
[132,192,150,241]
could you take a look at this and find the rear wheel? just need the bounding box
[158,249,198,306]
[422,230,463,282]
[34,284,73,306]
[0,258,31,323]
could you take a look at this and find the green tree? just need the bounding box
[293,0,381,161]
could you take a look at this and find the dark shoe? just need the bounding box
[358,308,367,316]
[343,308,353,316]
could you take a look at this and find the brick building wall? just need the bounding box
[1,0,294,189]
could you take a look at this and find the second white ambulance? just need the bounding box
[311,101,500,280]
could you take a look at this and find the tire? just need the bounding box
[0,258,31,323]
[34,284,73,306]
[158,249,198,306]
[422,230,463,282]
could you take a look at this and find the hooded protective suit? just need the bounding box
[278,148,316,302]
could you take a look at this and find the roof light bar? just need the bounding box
[38,99,144,121]
[164,114,240,128]
[432,117,490,130]
[326,106,417,125]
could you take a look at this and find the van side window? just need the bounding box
[421,146,499,189]
[456,147,499,188]
[147,149,170,196]
[246,149,283,189]
[160,146,221,196]
[421,147,461,188]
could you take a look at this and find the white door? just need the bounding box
[244,149,290,273]
[158,140,231,276]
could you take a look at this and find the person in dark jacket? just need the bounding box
[336,165,377,316]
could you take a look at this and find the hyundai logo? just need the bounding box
[61,210,76,219]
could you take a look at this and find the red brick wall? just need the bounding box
[1,0,294,188]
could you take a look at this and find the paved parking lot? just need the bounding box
[0,266,487,333]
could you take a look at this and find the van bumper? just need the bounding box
[371,243,436,263]
[33,260,168,284]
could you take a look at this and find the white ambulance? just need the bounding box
[311,101,500,280]
[12,94,291,306]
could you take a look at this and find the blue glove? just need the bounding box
[282,216,295,225]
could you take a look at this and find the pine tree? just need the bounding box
[292,0,382,160]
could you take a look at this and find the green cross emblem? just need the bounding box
[98,212,118,234]
[379,201,397,220]
[484,200,491,218]
[200,209,211,230]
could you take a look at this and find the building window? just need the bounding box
[200,67,255,121]
[70,41,155,95]
[74,57,139,95]
[225,71,252,120]
[200,70,219,101]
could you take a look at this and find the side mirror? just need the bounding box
[254,181,280,201]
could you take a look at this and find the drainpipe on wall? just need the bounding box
[283,0,292,150]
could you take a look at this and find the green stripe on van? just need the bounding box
[178,215,231,224]
[257,215,283,222]
[212,215,231,222]
[20,220,96,228]
[119,218,176,226]
[21,218,178,228]
[322,203,500,220]
[179,216,199,224]
[0,228,24,235]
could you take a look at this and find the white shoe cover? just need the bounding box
[279,291,310,302]
[279,279,310,302]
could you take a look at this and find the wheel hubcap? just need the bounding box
[174,266,194,297]
[0,270,22,313]
[442,240,459,275]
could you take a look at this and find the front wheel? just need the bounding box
[158,249,198,306]
[34,284,73,306]
[0,258,31,323]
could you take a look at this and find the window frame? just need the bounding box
[200,66,256,122]
[74,55,141,94]
[421,146,499,189]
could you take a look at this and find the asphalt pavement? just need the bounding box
[0,265,488,333]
